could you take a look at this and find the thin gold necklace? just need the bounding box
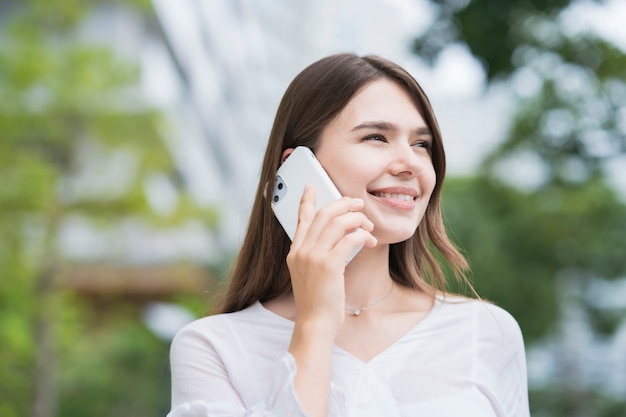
[345,281,394,316]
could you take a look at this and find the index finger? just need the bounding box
[291,184,315,249]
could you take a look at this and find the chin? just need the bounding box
[377,227,418,245]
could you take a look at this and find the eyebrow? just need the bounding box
[350,121,432,137]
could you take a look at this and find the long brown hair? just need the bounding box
[218,53,470,314]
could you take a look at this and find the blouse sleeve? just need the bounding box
[476,303,530,417]
[167,324,308,417]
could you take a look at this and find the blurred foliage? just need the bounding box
[442,176,626,341]
[416,0,601,80]
[485,34,626,184]
[417,0,626,415]
[0,1,216,416]
[530,386,626,417]
[56,300,171,417]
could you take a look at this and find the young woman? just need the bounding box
[167,53,529,417]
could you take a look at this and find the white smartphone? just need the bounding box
[270,146,363,263]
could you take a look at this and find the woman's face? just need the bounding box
[315,79,436,244]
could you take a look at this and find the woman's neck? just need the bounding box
[343,244,393,309]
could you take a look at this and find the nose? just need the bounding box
[388,142,428,178]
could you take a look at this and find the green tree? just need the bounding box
[0,1,216,416]
[416,1,626,415]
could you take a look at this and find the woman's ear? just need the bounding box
[281,148,294,164]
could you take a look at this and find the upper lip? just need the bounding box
[368,186,419,199]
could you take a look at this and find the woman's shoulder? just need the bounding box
[436,294,524,346]
[169,301,295,366]
[437,293,518,320]
[171,302,270,346]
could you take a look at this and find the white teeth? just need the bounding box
[374,192,414,201]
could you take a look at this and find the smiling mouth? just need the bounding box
[370,192,416,201]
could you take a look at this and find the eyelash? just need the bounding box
[363,134,432,151]
[364,134,387,142]
[414,140,432,150]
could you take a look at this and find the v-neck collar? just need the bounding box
[255,297,442,365]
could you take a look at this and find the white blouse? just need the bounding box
[168,296,529,417]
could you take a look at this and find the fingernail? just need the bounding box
[352,198,364,204]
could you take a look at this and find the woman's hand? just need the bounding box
[287,184,377,332]
[286,184,376,417]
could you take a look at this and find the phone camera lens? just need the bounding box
[278,183,283,190]
[273,195,279,202]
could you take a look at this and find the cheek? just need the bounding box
[327,160,372,194]
[421,165,437,196]
[334,170,366,196]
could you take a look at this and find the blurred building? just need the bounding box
[147,0,436,250]
[46,0,504,258]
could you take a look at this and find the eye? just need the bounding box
[412,139,432,150]
[363,134,387,142]
[412,139,433,155]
